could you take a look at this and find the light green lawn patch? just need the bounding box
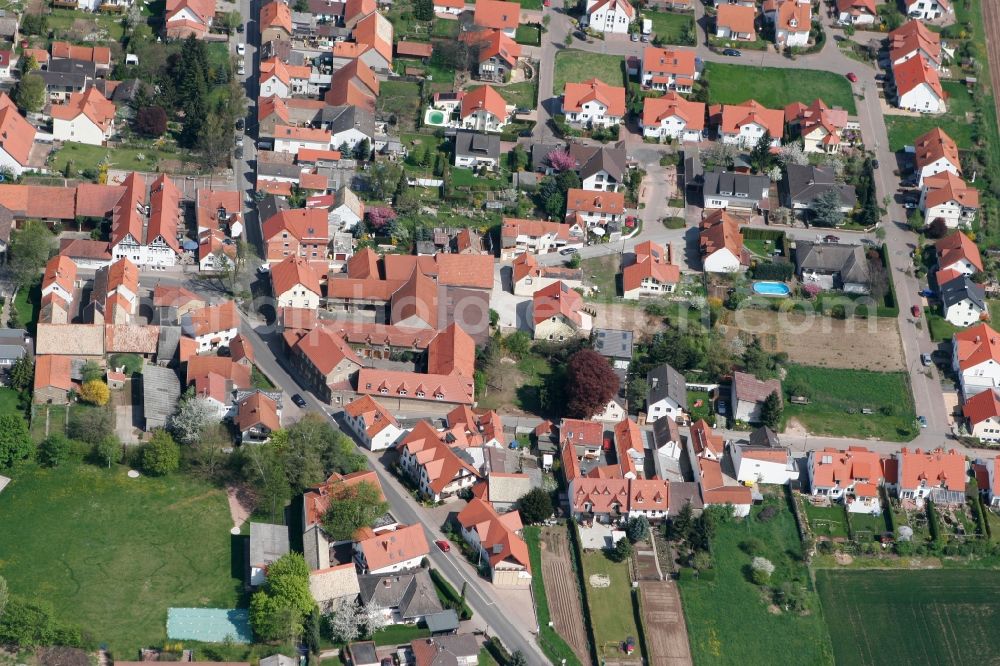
[817,569,1000,666]
[801,501,849,539]
[47,8,125,40]
[581,551,644,662]
[884,83,977,152]
[782,364,918,441]
[554,50,626,91]
[377,80,423,128]
[924,307,960,342]
[0,387,22,420]
[0,464,239,656]
[50,142,201,177]
[580,254,621,302]
[678,495,834,665]
[646,11,695,45]
[515,23,542,46]
[703,62,856,114]
[13,281,39,337]
[472,78,538,110]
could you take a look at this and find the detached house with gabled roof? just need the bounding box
[953,323,1000,398]
[699,209,746,272]
[562,78,626,129]
[935,231,982,286]
[893,55,945,113]
[715,4,756,40]
[890,20,942,69]
[52,87,116,146]
[913,127,961,187]
[263,207,330,263]
[888,447,967,506]
[806,447,885,513]
[164,0,215,38]
[343,395,405,450]
[474,30,522,83]
[730,371,781,423]
[456,499,531,587]
[398,421,481,501]
[640,46,699,93]
[919,171,979,229]
[460,85,510,133]
[940,274,987,327]
[565,188,626,228]
[286,327,365,402]
[236,391,282,444]
[622,240,680,299]
[646,363,687,421]
[642,92,705,142]
[713,99,783,147]
[110,173,183,268]
[500,218,584,259]
[355,523,429,574]
[773,0,811,48]
[511,253,584,296]
[0,93,36,176]
[570,141,628,192]
[473,0,520,37]
[904,0,952,21]
[270,255,323,309]
[585,0,635,34]
[784,98,850,154]
[531,280,593,340]
[836,0,877,25]
[41,255,77,313]
[182,300,240,352]
[964,390,1000,443]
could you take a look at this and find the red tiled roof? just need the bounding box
[532,280,584,326]
[325,58,379,111]
[922,171,979,211]
[263,207,329,243]
[186,301,239,337]
[51,41,111,65]
[571,477,629,514]
[810,446,884,489]
[894,54,944,100]
[461,84,508,121]
[914,127,960,171]
[936,230,983,273]
[699,209,743,258]
[229,333,255,364]
[344,395,400,439]
[716,4,756,35]
[426,323,475,377]
[477,29,521,66]
[259,94,289,122]
[271,255,322,297]
[642,46,696,78]
[34,355,73,392]
[0,93,35,166]
[776,0,810,33]
[474,0,520,30]
[237,391,280,432]
[718,99,783,138]
[456,498,531,571]
[260,0,292,34]
[357,368,475,405]
[400,420,481,491]
[563,78,626,118]
[396,40,434,58]
[889,20,941,64]
[896,447,966,492]
[294,326,363,375]
[689,419,723,457]
[51,87,116,133]
[587,0,634,18]
[390,268,438,328]
[837,0,876,15]
[186,355,252,388]
[964,389,1000,426]
[622,240,679,292]
[59,238,112,261]
[565,188,625,215]
[953,322,1000,370]
[642,92,705,130]
[358,523,429,572]
[351,12,394,66]
[42,255,77,297]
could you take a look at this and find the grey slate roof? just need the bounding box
[156,326,181,362]
[320,104,376,138]
[48,58,97,78]
[593,328,634,361]
[39,69,89,90]
[411,634,479,662]
[941,274,987,311]
[570,141,627,182]
[784,164,857,209]
[249,522,290,567]
[652,415,681,447]
[647,363,687,410]
[142,365,181,430]
[795,241,870,285]
[703,170,770,200]
[530,141,565,171]
[358,570,443,620]
[749,426,780,448]
[258,161,306,180]
[454,130,500,161]
[684,147,703,185]
[425,609,460,634]
[258,195,290,227]
[259,655,296,666]
[0,329,28,362]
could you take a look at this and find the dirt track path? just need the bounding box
[982,0,1000,128]
[539,527,591,665]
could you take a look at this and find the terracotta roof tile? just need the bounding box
[563,78,626,118]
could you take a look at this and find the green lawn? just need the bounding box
[703,62,856,114]
[377,80,423,128]
[515,23,542,46]
[47,7,125,40]
[782,364,918,441]
[925,307,960,342]
[801,501,849,539]
[646,11,695,45]
[472,78,538,110]
[678,496,834,665]
[478,648,499,666]
[885,85,979,151]
[581,551,643,662]
[848,511,890,539]
[519,0,542,8]
[371,624,430,646]
[0,387,23,422]
[687,390,713,424]
[580,255,620,301]
[251,365,276,390]
[432,18,461,39]
[51,142,201,177]
[817,570,1000,666]
[989,299,1000,325]
[0,464,240,656]
[554,50,627,92]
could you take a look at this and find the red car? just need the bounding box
[846,72,858,83]
[435,539,451,552]
[911,305,921,318]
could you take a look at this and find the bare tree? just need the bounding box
[866,250,889,302]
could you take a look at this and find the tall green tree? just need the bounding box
[759,391,783,429]
[749,131,773,173]
[8,356,33,392]
[811,188,845,227]
[9,221,54,289]
[142,430,180,476]
[321,481,390,541]
[249,552,315,642]
[12,72,44,113]
[0,414,31,468]
[517,487,554,524]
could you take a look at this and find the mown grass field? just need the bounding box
[554,50,626,91]
[703,62,856,114]
[581,551,644,662]
[50,142,200,177]
[782,364,917,441]
[646,11,695,45]
[801,501,848,539]
[678,496,834,665]
[0,464,240,656]
[817,569,1000,666]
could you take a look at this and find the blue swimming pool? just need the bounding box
[753,281,791,296]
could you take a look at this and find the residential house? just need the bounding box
[713,99,783,146]
[434,0,464,13]
[894,55,945,113]
[333,12,394,72]
[398,421,480,501]
[50,44,110,73]
[836,0,877,24]
[237,391,281,444]
[459,85,509,132]
[964,389,1000,442]
[564,188,626,228]
[325,58,379,113]
[699,209,746,272]
[904,0,952,20]
[85,257,139,325]
[196,188,243,237]
[354,523,429,574]
[940,274,987,327]
[953,323,1000,398]
[782,164,857,215]
[614,417,645,478]
[593,328,633,373]
[271,255,322,309]
[453,130,501,170]
[197,229,236,272]
[562,78,626,128]
[40,65,92,104]
[357,571,444,624]
[774,0,811,47]
[974,456,1000,506]
[511,253,584,296]
[641,93,706,142]
[570,142,628,192]
[272,125,333,157]
[935,231,982,287]
[447,405,505,447]
[888,447,966,506]
[913,127,961,187]
[640,46,699,92]
[33,355,74,405]
[286,327,364,403]
[622,240,680,299]
[58,238,113,270]
[0,330,29,369]
[730,432,798,485]
[784,98,850,153]
[806,447,885,513]
[532,280,593,340]
[0,93,36,176]
[320,105,375,153]
[343,394,405,450]
[456,499,531,586]
[585,0,635,34]
[568,477,630,522]
[476,30,522,83]
[41,255,77,315]
[181,301,239,352]
[889,20,942,69]
[919,171,979,229]
[410,635,479,666]
[164,0,215,38]
[499,218,583,259]
[260,1,293,43]
[355,368,473,414]
[646,363,687,422]
[730,371,781,423]
[0,51,14,80]
[263,207,330,263]
[302,469,387,532]
[51,87,116,146]
[248,522,290,586]
[259,58,310,98]
[110,173,183,268]
[702,170,771,212]
[560,418,605,463]
[473,0,520,37]
[715,4,756,40]
[795,241,870,293]
[687,419,752,516]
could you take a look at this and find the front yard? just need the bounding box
[580,255,620,301]
[781,364,918,441]
[554,50,627,91]
[515,24,542,46]
[703,62,856,114]
[646,11,695,45]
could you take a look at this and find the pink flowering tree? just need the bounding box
[802,283,821,299]
[366,206,397,234]
[547,150,576,172]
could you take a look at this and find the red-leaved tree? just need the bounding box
[366,206,397,232]
[547,150,576,172]
[135,106,168,137]
[566,348,620,418]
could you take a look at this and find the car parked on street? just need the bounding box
[723,48,742,56]
[560,247,579,255]
[291,394,307,407]
[911,305,921,317]
[917,415,928,428]
[435,539,451,552]
[921,352,933,366]
[846,72,858,82]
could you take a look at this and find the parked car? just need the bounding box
[911,305,921,317]
[846,72,858,82]
[919,289,936,297]
[560,247,579,255]
[631,32,639,41]
[903,201,917,209]
[291,393,307,407]
[236,43,246,55]
[823,234,840,243]
[872,159,880,169]
[722,48,742,57]
[641,34,649,42]
[874,73,887,82]
[435,539,451,552]
[918,415,928,428]
[235,117,244,131]
[921,352,933,366]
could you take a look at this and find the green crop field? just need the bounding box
[782,364,917,441]
[0,464,240,656]
[703,62,856,114]
[817,569,1000,665]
